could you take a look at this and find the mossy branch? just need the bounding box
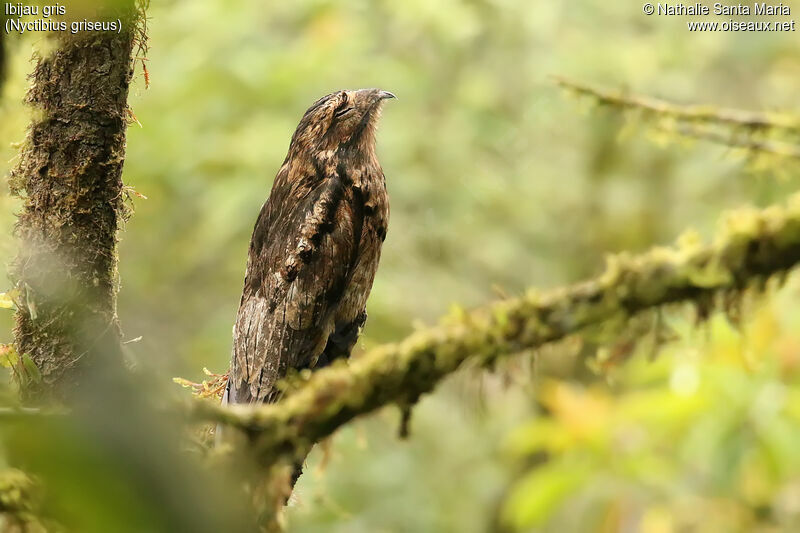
[0,469,38,520]
[554,76,800,135]
[198,193,800,464]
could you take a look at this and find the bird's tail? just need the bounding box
[214,380,231,447]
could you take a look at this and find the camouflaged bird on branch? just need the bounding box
[227,88,395,404]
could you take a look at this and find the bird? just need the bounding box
[225,88,395,405]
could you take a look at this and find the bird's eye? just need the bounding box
[334,106,354,119]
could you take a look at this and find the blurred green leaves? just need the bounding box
[0,365,254,533]
[501,301,800,532]
[503,461,590,529]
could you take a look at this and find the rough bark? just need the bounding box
[8,4,139,402]
[0,16,6,91]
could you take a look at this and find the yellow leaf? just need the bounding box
[540,381,610,439]
[0,345,18,368]
[0,292,16,310]
[747,305,778,356]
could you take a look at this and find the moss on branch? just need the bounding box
[0,469,38,520]
[198,193,800,464]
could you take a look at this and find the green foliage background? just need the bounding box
[2,1,800,531]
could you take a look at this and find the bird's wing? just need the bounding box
[230,165,364,403]
[316,310,368,368]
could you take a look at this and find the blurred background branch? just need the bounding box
[670,123,800,160]
[554,76,800,135]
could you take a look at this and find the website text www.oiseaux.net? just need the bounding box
[687,19,795,31]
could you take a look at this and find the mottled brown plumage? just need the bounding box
[228,88,394,404]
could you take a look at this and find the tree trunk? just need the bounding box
[0,13,7,92]
[8,3,139,402]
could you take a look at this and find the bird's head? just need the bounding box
[288,88,396,160]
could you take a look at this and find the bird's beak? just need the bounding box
[378,90,397,100]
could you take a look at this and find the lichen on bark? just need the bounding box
[7,3,140,402]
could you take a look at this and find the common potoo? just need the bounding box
[227,88,394,404]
